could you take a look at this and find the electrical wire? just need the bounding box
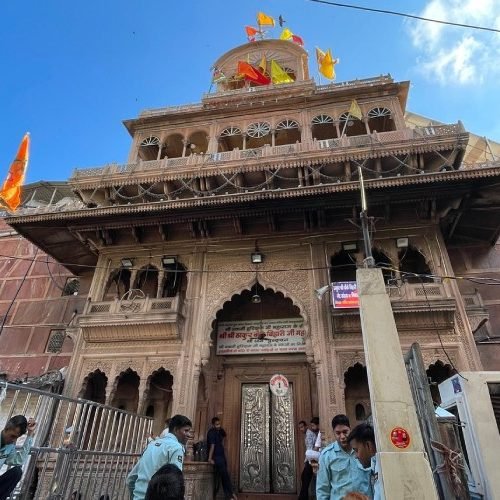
[308,0,500,34]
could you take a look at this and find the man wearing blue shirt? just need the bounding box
[347,423,380,500]
[127,414,192,500]
[316,414,370,500]
[0,415,37,500]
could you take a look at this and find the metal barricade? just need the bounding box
[0,381,152,500]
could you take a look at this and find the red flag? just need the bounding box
[291,34,304,46]
[245,26,259,42]
[237,61,271,86]
[0,133,30,211]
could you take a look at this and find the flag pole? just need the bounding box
[340,113,350,138]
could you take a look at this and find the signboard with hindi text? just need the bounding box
[332,281,359,309]
[217,318,306,355]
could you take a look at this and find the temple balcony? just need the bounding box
[70,124,467,188]
[331,281,456,336]
[78,295,184,342]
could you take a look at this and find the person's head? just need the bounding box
[169,414,192,445]
[2,415,28,445]
[347,423,376,468]
[145,464,184,500]
[298,420,307,434]
[309,416,320,433]
[331,414,351,451]
[211,417,221,429]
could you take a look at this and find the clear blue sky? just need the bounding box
[1,0,499,183]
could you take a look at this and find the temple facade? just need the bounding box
[4,38,500,496]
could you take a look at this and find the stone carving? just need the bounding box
[338,352,366,376]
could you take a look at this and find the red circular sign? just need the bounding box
[390,427,411,449]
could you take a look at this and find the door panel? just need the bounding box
[240,384,270,492]
[239,383,296,493]
[271,388,296,493]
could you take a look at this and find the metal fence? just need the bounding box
[0,380,152,500]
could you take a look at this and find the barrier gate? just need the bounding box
[0,380,152,499]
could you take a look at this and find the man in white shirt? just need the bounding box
[298,417,320,500]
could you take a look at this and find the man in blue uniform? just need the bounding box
[316,414,370,500]
[347,423,380,500]
[0,415,36,500]
[127,414,192,500]
[207,417,237,500]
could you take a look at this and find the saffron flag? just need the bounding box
[237,61,271,86]
[349,99,363,120]
[245,26,259,42]
[257,11,275,27]
[270,60,294,84]
[258,55,267,74]
[280,28,293,40]
[318,48,336,80]
[316,47,326,65]
[0,133,30,211]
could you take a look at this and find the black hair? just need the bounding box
[331,414,350,430]
[5,415,28,435]
[298,420,307,426]
[169,414,192,431]
[347,423,375,445]
[211,417,220,425]
[145,464,184,500]
[310,417,319,425]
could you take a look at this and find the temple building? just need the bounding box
[3,35,500,496]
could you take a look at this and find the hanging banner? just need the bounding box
[332,281,359,309]
[217,318,306,355]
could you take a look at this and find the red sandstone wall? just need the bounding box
[448,243,500,371]
[0,219,90,380]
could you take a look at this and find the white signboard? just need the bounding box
[270,374,290,397]
[216,318,306,355]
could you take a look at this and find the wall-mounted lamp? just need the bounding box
[121,258,134,268]
[251,293,262,304]
[162,256,177,266]
[396,237,409,249]
[315,284,331,300]
[251,252,264,264]
[341,241,358,253]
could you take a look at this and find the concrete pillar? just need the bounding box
[357,267,438,499]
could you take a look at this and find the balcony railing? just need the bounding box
[78,296,183,342]
[71,125,464,180]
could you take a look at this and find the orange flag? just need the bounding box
[245,26,260,42]
[0,133,30,211]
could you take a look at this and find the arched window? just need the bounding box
[103,268,131,300]
[186,130,208,155]
[139,136,160,161]
[162,262,187,298]
[135,265,159,298]
[367,107,395,133]
[372,249,394,284]
[312,114,337,140]
[344,364,370,424]
[164,133,184,159]
[399,246,433,283]
[246,122,272,149]
[111,369,140,413]
[339,111,366,137]
[218,126,243,152]
[330,250,357,282]
[275,119,300,145]
[355,403,366,421]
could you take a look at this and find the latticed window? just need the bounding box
[220,126,242,137]
[246,122,271,138]
[276,119,299,130]
[62,277,80,296]
[46,330,65,353]
[368,107,391,118]
[312,114,334,124]
[140,136,160,146]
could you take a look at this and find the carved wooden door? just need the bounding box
[239,384,296,493]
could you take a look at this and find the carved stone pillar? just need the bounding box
[182,139,188,157]
[157,270,165,298]
[364,118,370,135]
[137,377,148,415]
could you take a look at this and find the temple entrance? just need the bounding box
[240,383,296,494]
[197,284,317,497]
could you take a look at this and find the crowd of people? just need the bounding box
[0,410,378,500]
